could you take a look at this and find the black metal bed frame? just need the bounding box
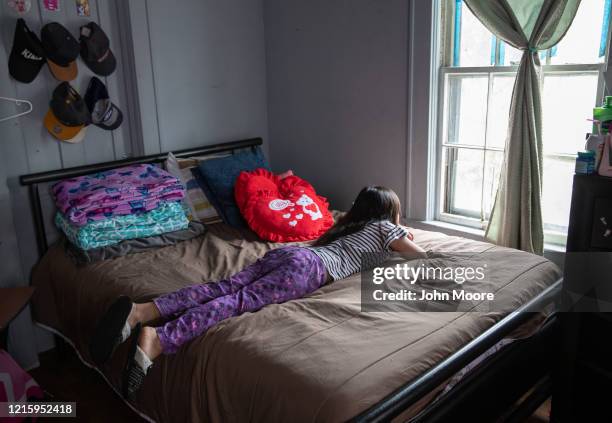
[19,137,560,422]
[19,137,263,256]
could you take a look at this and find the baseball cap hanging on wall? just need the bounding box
[44,82,90,143]
[84,77,122,130]
[41,22,80,81]
[79,22,116,76]
[9,19,46,83]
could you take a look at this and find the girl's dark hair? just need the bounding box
[313,186,401,246]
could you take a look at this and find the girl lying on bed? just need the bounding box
[89,186,424,399]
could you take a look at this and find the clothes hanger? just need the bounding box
[0,96,33,122]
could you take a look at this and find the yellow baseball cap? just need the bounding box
[44,82,90,142]
[44,109,86,142]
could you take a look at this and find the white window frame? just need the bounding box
[432,0,611,245]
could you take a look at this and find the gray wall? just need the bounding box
[264,0,409,211]
[0,0,269,368]
[126,0,269,156]
[2,0,414,368]
[0,0,133,368]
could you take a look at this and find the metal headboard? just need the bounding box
[19,137,263,257]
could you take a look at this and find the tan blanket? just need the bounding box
[30,224,560,422]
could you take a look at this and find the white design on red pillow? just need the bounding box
[296,194,323,221]
[268,194,322,226]
[269,199,294,211]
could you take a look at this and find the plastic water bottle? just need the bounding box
[593,96,612,133]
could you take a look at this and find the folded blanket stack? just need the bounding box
[52,164,189,250]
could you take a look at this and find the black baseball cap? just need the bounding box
[41,22,80,81]
[44,82,90,142]
[9,19,46,83]
[84,77,123,130]
[79,22,116,76]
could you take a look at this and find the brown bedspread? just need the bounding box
[30,224,560,422]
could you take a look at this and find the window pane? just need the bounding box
[446,147,484,217]
[441,0,606,233]
[456,2,494,67]
[542,156,575,231]
[500,42,523,66]
[445,75,488,146]
[482,150,503,218]
[542,72,599,155]
[550,0,607,64]
[486,74,515,149]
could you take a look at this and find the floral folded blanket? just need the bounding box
[52,164,185,226]
[55,201,190,250]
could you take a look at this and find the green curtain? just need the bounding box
[464,0,581,254]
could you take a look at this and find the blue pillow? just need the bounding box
[190,167,225,222]
[195,147,270,227]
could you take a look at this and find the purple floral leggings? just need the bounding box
[152,246,327,354]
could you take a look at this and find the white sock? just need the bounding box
[120,320,131,342]
[120,303,134,342]
[134,346,153,374]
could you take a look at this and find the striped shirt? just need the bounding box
[307,220,409,281]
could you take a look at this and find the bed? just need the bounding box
[20,138,562,422]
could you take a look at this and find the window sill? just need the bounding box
[406,219,486,242]
[406,219,567,255]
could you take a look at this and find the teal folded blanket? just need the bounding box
[55,201,189,250]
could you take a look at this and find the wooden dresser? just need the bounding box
[552,174,612,422]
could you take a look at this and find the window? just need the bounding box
[436,0,611,245]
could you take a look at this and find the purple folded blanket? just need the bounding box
[52,164,185,226]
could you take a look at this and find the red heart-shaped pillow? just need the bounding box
[235,168,334,242]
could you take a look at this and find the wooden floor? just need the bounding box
[29,348,145,422]
[28,347,550,423]
[524,400,551,423]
